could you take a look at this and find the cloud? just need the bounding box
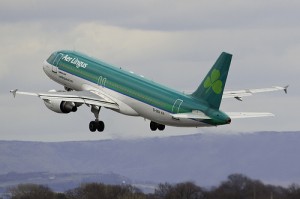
[1,1,300,30]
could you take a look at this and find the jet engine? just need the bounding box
[44,99,77,113]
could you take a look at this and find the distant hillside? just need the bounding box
[0,131,300,187]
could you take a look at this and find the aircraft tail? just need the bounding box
[191,52,232,110]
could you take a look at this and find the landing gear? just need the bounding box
[89,120,105,132]
[150,121,157,131]
[158,124,165,131]
[97,121,105,132]
[89,105,105,132]
[150,121,165,131]
[64,86,73,91]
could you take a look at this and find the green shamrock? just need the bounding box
[203,69,223,94]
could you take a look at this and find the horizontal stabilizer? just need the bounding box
[226,112,274,119]
[171,110,211,120]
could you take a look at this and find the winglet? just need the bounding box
[234,96,243,101]
[10,89,18,98]
[284,85,289,94]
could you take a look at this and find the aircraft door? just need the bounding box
[97,76,107,89]
[52,53,64,73]
[172,99,183,113]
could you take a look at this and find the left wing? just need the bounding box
[10,89,119,110]
[223,85,288,101]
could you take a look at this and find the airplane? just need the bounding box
[10,50,288,132]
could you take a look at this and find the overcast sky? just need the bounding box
[0,0,299,141]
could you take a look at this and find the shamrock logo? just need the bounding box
[203,69,223,94]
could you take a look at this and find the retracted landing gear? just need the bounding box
[150,121,165,131]
[89,105,105,132]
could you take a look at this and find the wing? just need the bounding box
[10,89,119,110]
[226,112,274,118]
[223,85,288,101]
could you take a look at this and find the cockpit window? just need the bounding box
[46,52,57,63]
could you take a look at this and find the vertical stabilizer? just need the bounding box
[191,52,232,109]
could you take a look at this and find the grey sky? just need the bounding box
[0,0,299,141]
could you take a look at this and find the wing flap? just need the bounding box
[226,112,274,118]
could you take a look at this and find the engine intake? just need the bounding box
[44,99,77,114]
[60,101,77,113]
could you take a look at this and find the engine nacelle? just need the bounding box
[44,99,77,114]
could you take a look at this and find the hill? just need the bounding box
[0,131,300,187]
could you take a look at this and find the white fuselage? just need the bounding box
[43,61,210,127]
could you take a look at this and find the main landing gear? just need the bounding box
[89,120,104,132]
[89,105,105,132]
[150,121,165,131]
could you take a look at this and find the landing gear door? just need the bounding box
[172,99,183,113]
[52,53,64,73]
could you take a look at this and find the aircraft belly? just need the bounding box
[83,83,210,127]
[103,89,209,127]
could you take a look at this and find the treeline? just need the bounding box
[5,174,300,199]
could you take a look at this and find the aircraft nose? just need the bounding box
[43,61,51,75]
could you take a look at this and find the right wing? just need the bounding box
[223,85,288,101]
[10,89,119,110]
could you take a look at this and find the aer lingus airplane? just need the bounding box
[10,50,287,132]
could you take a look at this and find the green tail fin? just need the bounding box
[191,52,232,110]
